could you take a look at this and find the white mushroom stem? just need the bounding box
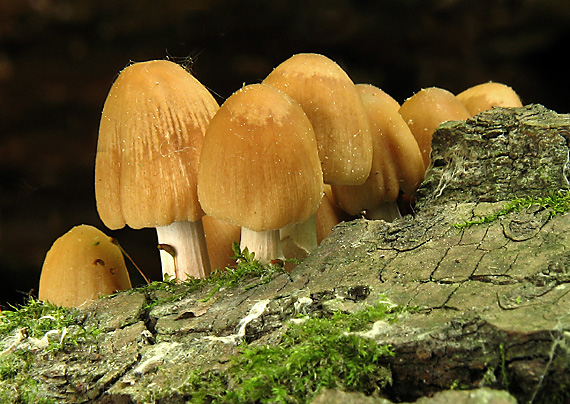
[365,201,402,222]
[240,228,284,264]
[156,219,211,281]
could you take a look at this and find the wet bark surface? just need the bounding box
[2,105,570,403]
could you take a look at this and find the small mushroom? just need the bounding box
[263,53,372,185]
[399,87,470,169]
[456,81,523,116]
[38,225,132,308]
[332,84,425,221]
[198,83,323,264]
[95,60,219,281]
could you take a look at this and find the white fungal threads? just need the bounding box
[203,299,270,345]
[158,138,195,157]
[433,152,467,200]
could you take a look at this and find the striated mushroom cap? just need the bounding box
[263,53,372,185]
[39,225,132,308]
[198,83,324,232]
[95,60,219,230]
[332,84,425,216]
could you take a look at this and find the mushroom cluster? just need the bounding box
[38,54,525,304]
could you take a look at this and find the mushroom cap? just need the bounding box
[39,225,132,308]
[357,83,401,110]
[95,60,219,230]
[197,83,324,232]
[399,87,470,168]
[263,53,372,185]
[332,84,425,215]
[456,82,523,116]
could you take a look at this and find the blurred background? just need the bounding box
[1,0,569,308]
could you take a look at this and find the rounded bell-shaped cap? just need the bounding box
[457,82,523,116]
[95,60,219,230]
[39,225,132,308]
[263,53,372,185]
[399,87,470,168]
[198,83,324,232]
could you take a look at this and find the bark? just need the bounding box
[2,105,570,403]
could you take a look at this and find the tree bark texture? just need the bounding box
[2,105,570,403]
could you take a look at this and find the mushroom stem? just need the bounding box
[156,219,211,281]
[240,227,284,264]
[365,201,402,222]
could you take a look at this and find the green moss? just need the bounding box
[0,352,57,404]
[0,341,52,403]
[178,299,399,403]
[0,298,74,339]
[0,298,101,352]
[499,343,509,390]
[454,190,570,229]
[138,242,288,309]
[0,299,101,403]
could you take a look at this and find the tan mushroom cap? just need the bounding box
[457,82,523,116]
[332,84,425,216]
[95,60,219,230]
[198,83,324,232]
[263,53,372,185]
[357,83,400,111]
[39,225,132,308]
[399,87,470,169]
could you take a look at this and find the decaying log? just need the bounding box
[2,105,570,403]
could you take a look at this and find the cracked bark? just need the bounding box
[3,104,570,403]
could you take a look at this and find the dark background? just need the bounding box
[1,0,569,308]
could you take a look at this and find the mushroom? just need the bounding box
[202,215,241,271]
[399,87,470,169]
[332,84,425,221]
[38,225,132,308]
[95,60,219,281]
[263,53,372,185]
[197,83,323,264]
[357,83,401,110]
[456,81,523,116]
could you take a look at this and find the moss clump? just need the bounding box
[454,190,570,229]
[179,300,399,403]
[0,298,76,339]
[0,349,57,404]
[139,242,288,309]
[0,299,101,403]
